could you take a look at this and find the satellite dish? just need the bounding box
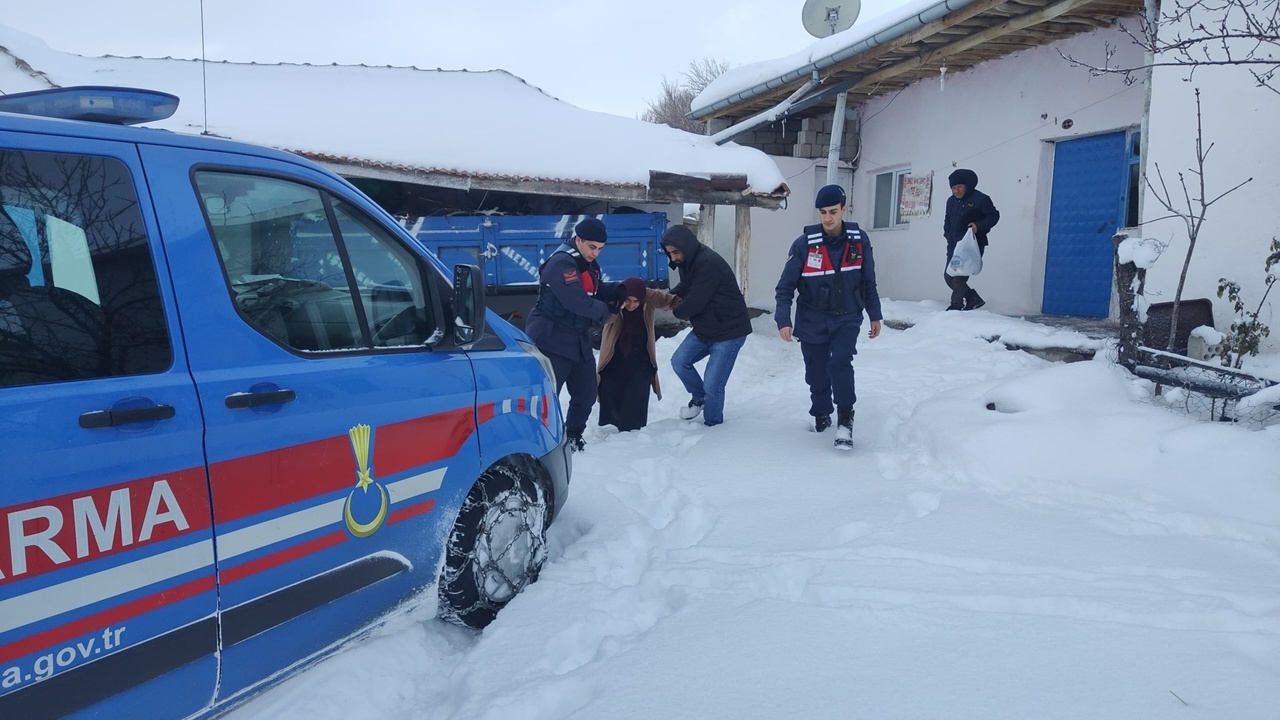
[801,0,860,37]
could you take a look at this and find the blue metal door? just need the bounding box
[1043,131,1128,317]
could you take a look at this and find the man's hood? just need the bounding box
[661,225,700,260]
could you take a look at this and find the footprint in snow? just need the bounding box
[907,491,941,517]
[818,520,874,547]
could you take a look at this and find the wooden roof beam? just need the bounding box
[819,0,1015,78]
[849,0,1107,92]
[704,0,1012,120]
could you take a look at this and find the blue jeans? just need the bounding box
[670,332,747,426]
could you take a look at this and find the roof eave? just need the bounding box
[691,0,1140,122]
[312,156,787,209]
[690,0,987,120]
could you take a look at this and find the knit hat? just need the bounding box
[815,184,846,208]
[947,169,978,190]
[574,217,608,243]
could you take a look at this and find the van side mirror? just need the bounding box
[453,264,486,345]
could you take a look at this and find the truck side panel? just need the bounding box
[406,213,670,289]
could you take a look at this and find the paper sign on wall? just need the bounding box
[898,172,933,219]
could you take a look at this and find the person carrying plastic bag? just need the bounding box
[942,168,999,310]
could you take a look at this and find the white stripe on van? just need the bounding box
[0,467,447,635]
[0,540,214,634]
[219,468,447,559]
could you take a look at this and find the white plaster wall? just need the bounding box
[823,26,1145,315]
[709,156,855,310]
[1141,39,1280,348]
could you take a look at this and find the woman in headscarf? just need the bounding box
[596,276,680,431]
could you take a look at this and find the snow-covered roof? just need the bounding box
[0,25,788,204]
[691,0,1145,122]
[692,0,968,117]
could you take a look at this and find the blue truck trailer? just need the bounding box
[402,212,670,293]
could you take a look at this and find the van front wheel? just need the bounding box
[438,460,549,629]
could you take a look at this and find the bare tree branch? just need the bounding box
[1060,0,1280,93]
[641,57,731,133]
[1146,89,1253,351]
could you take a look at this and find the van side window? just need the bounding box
[0,149,171,387]
[196,171,437,352]
[330,199,435,348]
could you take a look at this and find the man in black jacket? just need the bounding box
[942,168,999,311]
[775,184,882,450]
[660,225,752,427]
[526,218,626,451]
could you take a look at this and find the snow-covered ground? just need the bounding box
[226,300,1280,720]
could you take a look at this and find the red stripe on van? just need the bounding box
[209,435,355,523]
[209,407,477,523]
[0,468,211,585]
[219,530,347,585]
[388,498,436,525]
[0,574,215,665]
[374,408,475,477]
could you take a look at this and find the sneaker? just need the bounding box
[834,407,854,450]
[814,414,832,432]
[567,433,585,453]
[965,297,986,311]
[945,304,964,311]
[679,398,704,420]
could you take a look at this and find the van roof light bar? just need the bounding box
[0,86,179,125]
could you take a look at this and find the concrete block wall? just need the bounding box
[736,118,803,151]
[732,115,858,162]
[791,116,859,161]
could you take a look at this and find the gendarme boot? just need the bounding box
[834,407,854,450]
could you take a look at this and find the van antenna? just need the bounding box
[200,0,209,135]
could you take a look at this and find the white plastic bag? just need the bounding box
[946,229,983,277]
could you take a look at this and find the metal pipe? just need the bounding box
[708,73,820,146]
[825,91,848,186]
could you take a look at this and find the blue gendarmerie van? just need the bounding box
[0,86,570,720]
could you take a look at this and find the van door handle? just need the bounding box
[79,405,176,429]
[225,389,297,409]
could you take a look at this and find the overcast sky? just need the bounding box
[5,0,910,118]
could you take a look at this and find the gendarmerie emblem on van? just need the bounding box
[343,424,388,539]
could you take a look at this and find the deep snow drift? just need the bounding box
[227,300,1280,720]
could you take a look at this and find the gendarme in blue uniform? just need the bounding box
[525,229,622,446]
[775,220,883,417]
[526,242,611,363]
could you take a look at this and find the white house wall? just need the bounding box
[854,26,1146,315]
[716,26,1147,315]
[705,156,852,310]
[1141,40,1280,350]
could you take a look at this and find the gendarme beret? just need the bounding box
[815,184,846,208]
